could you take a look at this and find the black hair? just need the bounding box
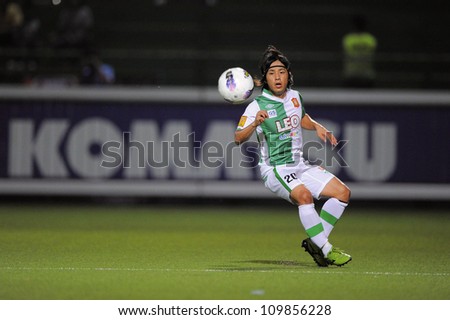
[258,45,294,90]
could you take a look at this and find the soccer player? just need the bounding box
[234,46,352,267]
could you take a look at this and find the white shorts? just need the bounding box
[261,162,335,204]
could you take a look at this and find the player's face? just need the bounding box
[266,60,289,98]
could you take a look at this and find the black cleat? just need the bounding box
[301,238,329,267]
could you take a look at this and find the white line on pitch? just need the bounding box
[0,266,448,277]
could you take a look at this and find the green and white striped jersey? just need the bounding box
[236,88,306,167]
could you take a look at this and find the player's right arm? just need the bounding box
[234,109,268,144]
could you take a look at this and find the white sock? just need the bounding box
[298,203,329,251]
[321,242,332,257]
[320,198,348,238]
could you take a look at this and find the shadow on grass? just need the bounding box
[212,260,312,271]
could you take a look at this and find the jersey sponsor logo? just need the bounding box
[275,115,301,132]
[279,129,300,140]
[291,98,300,108]
[238,116,247,127]
[267,109,277,118]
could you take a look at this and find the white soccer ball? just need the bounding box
[218,67,254,104]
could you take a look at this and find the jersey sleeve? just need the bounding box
[298,92,306,118]
[236,100,259,131]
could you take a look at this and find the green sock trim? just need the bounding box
[320,209,339,226]
[306,223,325,238]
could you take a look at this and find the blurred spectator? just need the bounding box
[0,0,24,46]
[342,15,377,88]
[80,50,115,85]
[0,0,40,48]
[0,0,41,84]
[50,0,93,50]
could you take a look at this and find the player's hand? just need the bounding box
[316,125,338,146]
[253,110,268,127]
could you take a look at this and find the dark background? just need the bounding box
[1,0,450,89]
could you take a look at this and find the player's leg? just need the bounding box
[291,185,332,267]
[293,183,352,267]
[319,177,351,238]
[291,185,331,253]
[263,166,330,266]
[301,167,352,266]
[301,167,351,237]
[271,166,329,252]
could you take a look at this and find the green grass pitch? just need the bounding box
[0,202,449,300]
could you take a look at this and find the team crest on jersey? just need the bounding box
[238,116,247,127]
[291,98,300,108]
[267,109,277,118]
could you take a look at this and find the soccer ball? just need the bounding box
[218,67,254,104]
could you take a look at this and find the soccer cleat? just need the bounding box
[301,238,329,267]
[325,247,352,266]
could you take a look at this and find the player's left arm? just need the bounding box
[301,113,337,146]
